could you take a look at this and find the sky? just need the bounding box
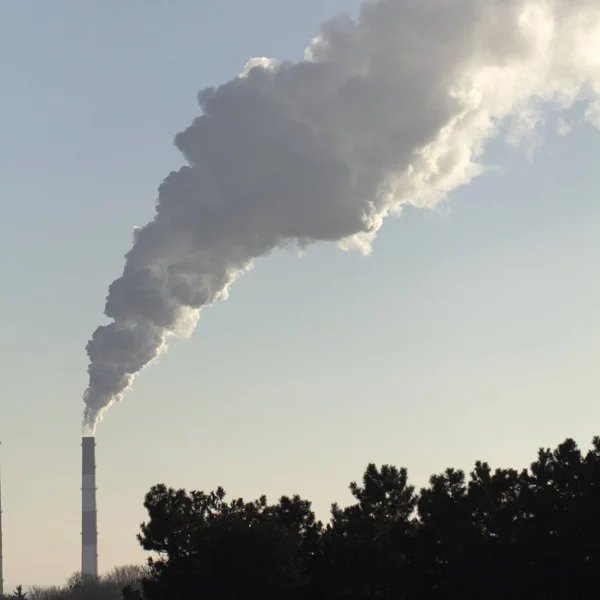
[0,0,599,589]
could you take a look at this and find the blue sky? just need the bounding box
[0,0,599,588]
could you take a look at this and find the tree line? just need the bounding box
[4,566,145,600]
[13,436,600,599]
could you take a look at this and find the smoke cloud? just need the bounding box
[83,0,600,432]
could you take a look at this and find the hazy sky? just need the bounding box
[1,0,599,588]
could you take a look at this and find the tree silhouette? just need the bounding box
[131,436,600,600]
[28,568,141,600]
[314,463,417,599]
[12,586,27,600]
[137,484,321,600]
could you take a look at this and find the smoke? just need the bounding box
[82,0,600,432]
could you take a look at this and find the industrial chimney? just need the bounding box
[81,437,98,580]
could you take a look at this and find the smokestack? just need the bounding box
[81,437,98,580]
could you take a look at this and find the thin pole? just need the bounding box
[0,441,4,597]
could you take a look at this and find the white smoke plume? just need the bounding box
[83,0,600,432]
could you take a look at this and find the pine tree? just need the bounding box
[12,585,27,600]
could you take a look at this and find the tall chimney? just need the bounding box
[81,437,98,580]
